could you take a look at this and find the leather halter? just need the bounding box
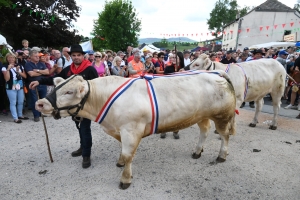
[183,59,215,71]
[206,61,215,70]
[45,75,90,120]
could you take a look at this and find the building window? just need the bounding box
[227,33,229,40]
[231,32,233,39]
[284,30,291,35]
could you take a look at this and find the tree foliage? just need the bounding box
[207,0,249,36]
[92,0,141,51]
[0,0,81,48]
[0,0,11,7]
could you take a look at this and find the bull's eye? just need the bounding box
[195,63,199,66]
[65,91,73,95]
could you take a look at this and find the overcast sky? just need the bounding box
[73,0,296,40]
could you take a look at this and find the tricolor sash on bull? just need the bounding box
[95,70,224,135]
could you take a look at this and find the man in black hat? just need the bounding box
[220,51,237,64]
[29,44,98,168]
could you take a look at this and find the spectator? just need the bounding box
[107,55,113,75]
[128,52,144,77]
[194,50,200,59]
[44,51,54,68]
[232,52,237,61]
[215,51,222,62]
[24,50,49,122]
[152,52,158,65]
[127,46,133,57]
[116,51,126,66]
[190,53,195,62]
[163,49,170,64]
[243,47,250,56]
[209,53,217,62]
[154,52,165,74]
[92,52,106,77]
[127,48,140,63]
[276,50,289,70]
[183,51,190,66]
[220,51,237,64]
[123,54,128,66]
[21,39,31,51]
[84,53,89,61]
[0,59,9,116]
[56,47,72,74]
[1,52,28,123]
[101,52,111,76]
[112,56,128,77]
[237,53,248,63]
[284,55,296,100]
[144,54,155,74]
[284,65,300,110]
[87,50,95,63]
[141,49,148,63]
[39,52,56,94]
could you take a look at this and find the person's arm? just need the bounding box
[18,66,27,79]
[2,65,12,82]
[127,62,138,75]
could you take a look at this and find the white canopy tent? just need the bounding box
[140,44,160,53]
[80,40,93,51]
[0,34,13,50]
[249,42,295,49]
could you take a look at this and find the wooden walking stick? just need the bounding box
[36,88,54,163]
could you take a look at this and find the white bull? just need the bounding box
[186,54,286,130]
[35,72,236,189]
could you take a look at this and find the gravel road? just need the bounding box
[0,108,299,200]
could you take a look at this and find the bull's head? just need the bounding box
[184,54,212,71]
[36,75,90,119]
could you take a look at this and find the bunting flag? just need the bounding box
[238,29,242,33]
[274,24,277,29]
[246,28,250,32]
[266,26,269,30]
[259,26,263,31]
[282,23,286,28]
[290,22,294,27]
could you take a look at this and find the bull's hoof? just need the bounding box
[116,163,125,168]
[216,157,226,163]
[269,125,277,130]
[249,123,256,127]
[119,182,131,190]
[192,152,201,159]
[214,130,219,134]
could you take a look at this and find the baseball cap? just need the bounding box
[145,55,152,60]
[86,50,94,55]
[279,50,288,55]
[243,47,249,51]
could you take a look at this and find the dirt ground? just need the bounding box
[0,109,299,200]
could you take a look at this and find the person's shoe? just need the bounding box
[82,157,91,168]
[14,119,22,124]
[160,133,166,138]
[284,104,296,109]
[71,147,82,157]
[18,116,29,120]
[34,117,40,122]
[240,103,245,108]
[296,114,300,119]
[249,104,255,108]
[173,132,179,139]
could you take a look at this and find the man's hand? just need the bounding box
[29,81,39,89]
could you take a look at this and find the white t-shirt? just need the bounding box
[184,58,190,66]
[1,66,24,81]
[57,56,73,69]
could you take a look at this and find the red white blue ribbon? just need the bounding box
[95,70,223,135]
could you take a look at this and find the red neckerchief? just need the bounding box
[157,60,164,71]
[70,60,91,74]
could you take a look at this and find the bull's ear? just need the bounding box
[204,57,210,66]
[76,82,87,98]
[53,77,65,86]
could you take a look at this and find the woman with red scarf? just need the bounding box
[29,44,98,169]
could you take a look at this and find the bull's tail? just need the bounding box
[228,113,236,136]
[216,70,234,89]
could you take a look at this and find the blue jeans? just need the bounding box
[6,89,24,120]
[75,118,92,157]
[29,85,47,118]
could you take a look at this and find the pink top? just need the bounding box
[93,62,105,77]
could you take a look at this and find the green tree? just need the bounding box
[0,0,11,7]
[294,0,300,12]
[92,0,141,51]
[0,0,81,48]
[207,0,249,37]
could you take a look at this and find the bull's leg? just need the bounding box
[116,153,125,167]
[192,119,211,159]
[249,98,264,127]
[216,134,229,162]
[270,93,282,130]
[119,131,142,190]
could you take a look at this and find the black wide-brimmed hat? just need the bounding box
[253,49,265,55]
[68,44,85,55]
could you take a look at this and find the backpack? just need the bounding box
[55,57,65,67]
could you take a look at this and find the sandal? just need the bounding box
[296,114,300,119]
[14,119,22,123]
[18,116,29,120]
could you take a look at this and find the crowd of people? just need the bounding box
[1,39,300,168]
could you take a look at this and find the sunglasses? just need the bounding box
[95,56,101,58]
[160,56,164,58]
